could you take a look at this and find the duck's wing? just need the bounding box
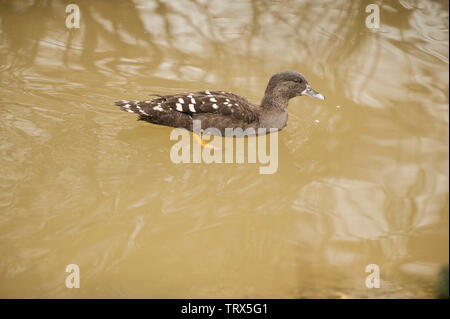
[151,91,259,124]
[114,91,259,130]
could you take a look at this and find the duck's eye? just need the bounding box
[293,79,303,83]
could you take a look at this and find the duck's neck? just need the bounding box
[259,90,289,130]
[260,90,289,111]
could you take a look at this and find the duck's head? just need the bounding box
[264,70,325,101]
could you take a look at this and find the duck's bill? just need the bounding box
[301,85,325,100]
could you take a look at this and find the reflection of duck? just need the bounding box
[115,71,324,136]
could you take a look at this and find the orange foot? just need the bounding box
[192,133,220,150]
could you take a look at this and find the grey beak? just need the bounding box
[301,85,325,100]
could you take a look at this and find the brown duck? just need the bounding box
[115,70,324,136]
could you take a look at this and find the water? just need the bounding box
[0,0,448,298]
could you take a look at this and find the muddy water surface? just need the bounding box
[0,0,448,298]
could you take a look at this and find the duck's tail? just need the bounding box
[114,99,193,130]
[114,100,150,116]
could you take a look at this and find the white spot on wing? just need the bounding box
[205,90,211,95]
[189,104,196,112]
[191,98,196,104]
[212,104,218,109]
[176,103,183,111]
[136,105,145,114]
[153,105,164,111]
[209,97,217,102]
[178,98,184,104]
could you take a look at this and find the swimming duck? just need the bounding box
[115,70,324,136]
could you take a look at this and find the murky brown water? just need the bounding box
[0,0,448,298]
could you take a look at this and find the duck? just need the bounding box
[114,70,324,136]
